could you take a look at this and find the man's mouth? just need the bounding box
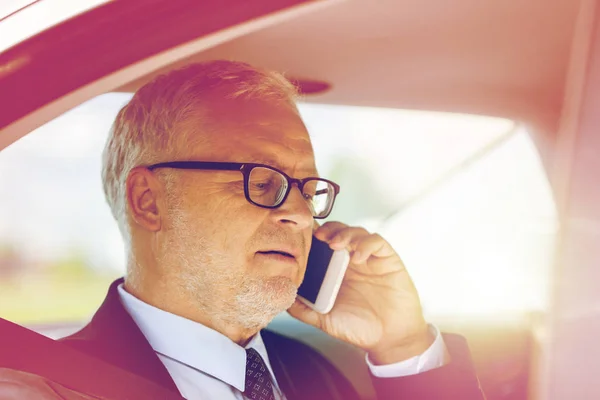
[257,250,295,259]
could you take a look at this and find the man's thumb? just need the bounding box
[287,298,322,329]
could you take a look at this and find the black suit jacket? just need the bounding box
[60,279,485,400]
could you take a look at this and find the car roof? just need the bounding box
[0,0,582,149]
[119,0,581,130]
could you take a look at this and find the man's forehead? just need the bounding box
[183,98,318,173]
[202,139,318,175]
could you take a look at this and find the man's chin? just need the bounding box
[259,276,298,313]
[234,276,298,330]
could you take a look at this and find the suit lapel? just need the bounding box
[60,278,180,395]
[261,330,300,400]
[261,329,354,400]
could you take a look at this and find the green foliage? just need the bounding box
[0,246,120,324]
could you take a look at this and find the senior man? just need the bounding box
[61,61,484,399]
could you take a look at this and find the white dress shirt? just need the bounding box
[118,284,448,400]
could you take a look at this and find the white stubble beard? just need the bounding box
[161,203,298,332]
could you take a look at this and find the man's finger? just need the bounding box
[314,221,348,242]
[329,227,370,251]
[352,233,396,264]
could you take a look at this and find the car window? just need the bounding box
[0,93,557,330]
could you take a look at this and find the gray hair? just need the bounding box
[101,60,299,244]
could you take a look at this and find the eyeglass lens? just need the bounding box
[248,167,334,217]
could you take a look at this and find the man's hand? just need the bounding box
[288,222,435,365]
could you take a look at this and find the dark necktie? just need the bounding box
[244,348,276,400]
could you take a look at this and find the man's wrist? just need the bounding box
[368,328,435,365]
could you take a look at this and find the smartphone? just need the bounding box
[297,236,350,314]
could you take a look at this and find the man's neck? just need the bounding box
[122,277,262,346]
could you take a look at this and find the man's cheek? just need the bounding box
[312,220,320,233]
[305,223,315,246]
[295,261,307,287]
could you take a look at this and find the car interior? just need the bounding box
[1,0,600,399]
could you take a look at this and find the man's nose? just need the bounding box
[274,186,314,230]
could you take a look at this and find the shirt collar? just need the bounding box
[117,283,278,393]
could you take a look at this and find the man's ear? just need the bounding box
[126,167,163,232]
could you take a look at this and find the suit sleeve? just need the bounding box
[370,334,486,400]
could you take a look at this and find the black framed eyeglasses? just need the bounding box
[147,161,340,219]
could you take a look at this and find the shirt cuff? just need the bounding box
[366,324,450,378]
